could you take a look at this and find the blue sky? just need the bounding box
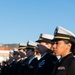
[0,0,75,44]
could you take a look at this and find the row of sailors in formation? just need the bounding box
[0,33,59,75]
[0,26,75,75]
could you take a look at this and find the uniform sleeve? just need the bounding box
[67,60,75,75]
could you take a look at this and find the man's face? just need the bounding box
[52,40,69,57]
[26,49,34,57]
[37,42,48,53]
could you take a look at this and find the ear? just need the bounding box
[67,43,72,48]
[46,43,52,49]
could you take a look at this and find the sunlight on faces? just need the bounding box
[53,40,71,57]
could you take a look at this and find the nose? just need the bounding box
[52,43,57,50]
[53,43,56,48]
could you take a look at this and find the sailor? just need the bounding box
[26,40,38,75]
[34,33,57,75]
[52,26,75,75]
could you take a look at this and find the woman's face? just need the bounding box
[52,40,70,57]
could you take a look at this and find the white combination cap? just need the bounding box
[36,33,54,43]
[53,26,75,43]
[26,40,37,49]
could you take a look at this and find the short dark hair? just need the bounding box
[63,40,75,54]
[63,40,71,44]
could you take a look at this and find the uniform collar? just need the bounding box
[28,56,36,65]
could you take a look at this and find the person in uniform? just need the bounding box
[34,33,58,75]
[52,26,75,75]
[26,40,38,75]
[10,43,27,75]
[16,43,29,75]
[18,43,27,61]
